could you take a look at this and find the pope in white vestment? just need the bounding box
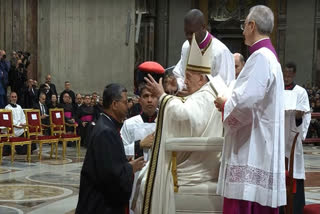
[133,33,226,214]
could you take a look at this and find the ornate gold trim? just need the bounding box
[186,65,211,74]
[171,151,178,192]
[142,95,173,214]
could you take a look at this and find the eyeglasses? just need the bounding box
[240,21,252,31]
[240,22,247,30]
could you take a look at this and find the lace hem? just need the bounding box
[225,165,283,190]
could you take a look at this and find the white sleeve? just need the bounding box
[173,41,189,90]
[173,59,185,91]
[20,107,26,125]
[297,89,311,140]
[223,54,271,131]
[212,48,235,86]
[120,122,135,156]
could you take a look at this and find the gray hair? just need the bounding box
[234,53,245,64]
[247,5,274,35]
[103,83,127,109]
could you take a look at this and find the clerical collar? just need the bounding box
[9,103,17,108]
[198,31,213,50]
[248,38,279,62]
[285,82,296,90]
[103,113,123,130]
[140,111,157,123]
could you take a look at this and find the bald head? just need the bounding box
[184,9,205,26]
[234,53,245,78]
[184,9,207,45]
[46,74,51,83]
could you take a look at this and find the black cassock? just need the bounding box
[76,113,133,214]
[76,104,94,146]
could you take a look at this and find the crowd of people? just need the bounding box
[304,83,320,139]
[0,54,106,151]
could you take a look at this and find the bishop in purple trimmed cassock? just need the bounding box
[214,5,286,213]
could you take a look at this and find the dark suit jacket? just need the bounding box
[49,83,57,96]
[24,86,38,108]
[39,83,57,105]
[76,114,133,214]
[33,102,49,125]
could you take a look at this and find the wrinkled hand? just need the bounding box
[295,110,304,119]
[129,156,146,173]
[144,74,165,98]
[140,133,154,149]
[214,96,227,112]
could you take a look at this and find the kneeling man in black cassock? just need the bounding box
[76,83,145,214]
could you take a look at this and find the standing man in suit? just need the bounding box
[76,83,145,214]
[40,74,57,105]
[24,79,39,108]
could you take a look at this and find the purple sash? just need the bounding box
[64,112,72,118]
[248,38,279,62]
[81,115,93,122]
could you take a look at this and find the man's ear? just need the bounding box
[199,74,205,82]
[111,100,117,111]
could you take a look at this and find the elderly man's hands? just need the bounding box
[214,96,227,112]
[144,74,165,98]
[140,132,154,149]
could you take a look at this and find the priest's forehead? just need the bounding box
[185,70,203,77]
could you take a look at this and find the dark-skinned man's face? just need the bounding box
[184,20,206,45]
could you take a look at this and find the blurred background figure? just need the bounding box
[233,53,245,79]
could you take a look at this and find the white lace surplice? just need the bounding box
[217,48,286,208]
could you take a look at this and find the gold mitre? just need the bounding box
[186,33,212,74]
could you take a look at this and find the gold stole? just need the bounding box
[142,94,173,214]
